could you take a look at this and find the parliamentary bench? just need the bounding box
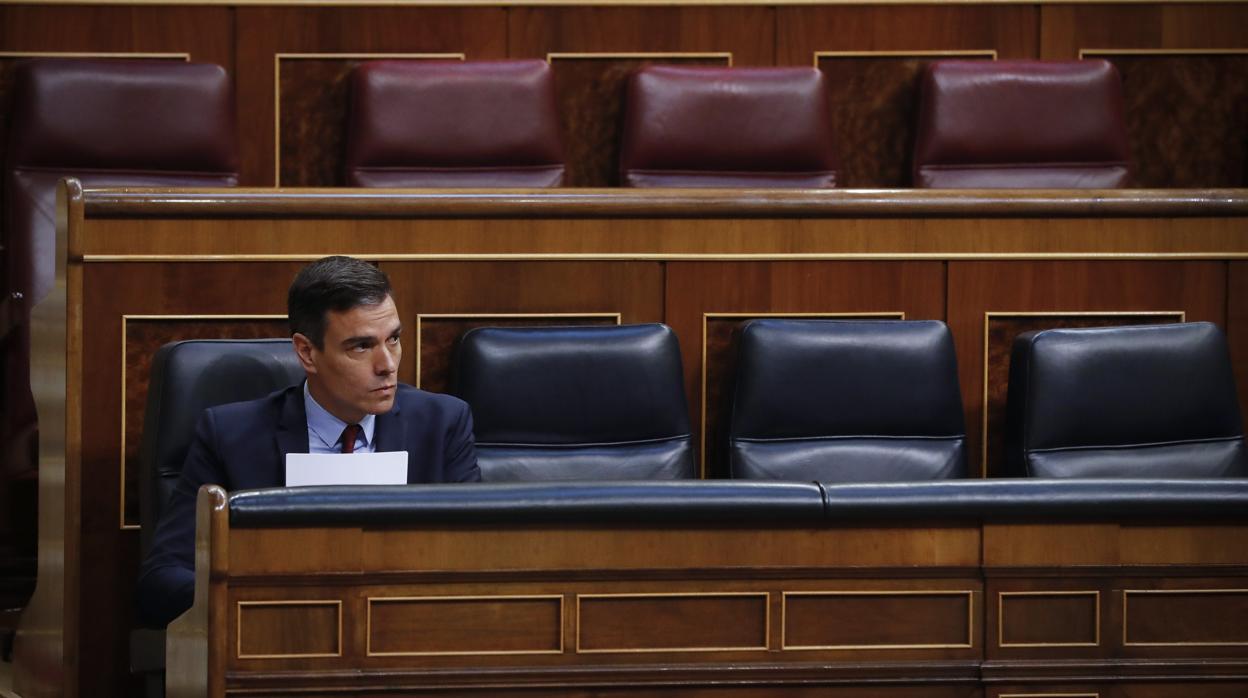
[168,478,1248,697]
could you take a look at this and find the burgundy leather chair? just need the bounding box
[619,66,839,188]
[912,59,1131,188]
[2,58,239,496]
[343,60,565,188]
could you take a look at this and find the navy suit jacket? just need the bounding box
[136,383,480,626]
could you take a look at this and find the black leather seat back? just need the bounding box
[1005,322,1247,478]
[729,319,967,481]
[452,324,694,481]
[138,339,304,555]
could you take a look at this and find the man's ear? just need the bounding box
[291,333,318,374]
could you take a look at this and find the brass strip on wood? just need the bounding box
[576,592,770,654]
[366,594,565,657]
[781,590,975,650]
[997,590,1101,648]
[236,600,342,660]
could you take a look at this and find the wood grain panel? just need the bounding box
[382,262,664,389]
[578,594,767,652]
[1125,590,1248,646]
[998,591,1099,648]
[369,596,561,655]
[509,7,774,66]
[777,5,1036,65]
[783,591,973,650]
[817,53,994,188]
[121,317,288,528]
[664,261,944,477]
[1089,53,1248,188]
[354,525,980,573]
[982,312,1183,480]
[0,6,231,63]
[235,6,507,185]
[78,262,301,696]
[549,54,730,187]
[416,313,618,394]
[277,54,462,188]
[946,261,1226,478]
[1040,4,1248,59]
[237,601,341,658]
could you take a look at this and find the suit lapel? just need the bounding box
[374,398,405,452]
[275,384,310,465]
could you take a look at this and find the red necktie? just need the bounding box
[340,424,361,454]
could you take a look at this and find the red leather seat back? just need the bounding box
[343,60,565,188]
[2,58,239,485]
[5,58,239,304]
[620,66,839,188]
[913,59,1131,188]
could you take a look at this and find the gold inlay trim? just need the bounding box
[997,590,1100,648]
[118,314,289,530]
[413,312,621,388]
[236,600,343,659]
[700,311,905,478]
[366,594,564,657]
[576,592,770,654]
[273,52,465,186]
[813,49,996,68]
[547,52,733,66]
[1080,48,1248,59]
[0,52,190,60]
[979,310,1186,478]
[781,590,975,650]
[1123,588,1248,647]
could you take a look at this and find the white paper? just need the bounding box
[285,451,409,487]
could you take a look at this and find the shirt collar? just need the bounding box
[303,380,376,451]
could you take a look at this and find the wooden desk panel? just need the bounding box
[14,182,1248,697]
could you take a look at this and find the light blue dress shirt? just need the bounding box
[303,381,377,454]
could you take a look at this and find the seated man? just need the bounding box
[136,256,480,626]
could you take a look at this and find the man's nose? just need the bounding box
[374,345,397,374]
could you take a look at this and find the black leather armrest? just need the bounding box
[228,480,826,526]
[819,478,1248,521]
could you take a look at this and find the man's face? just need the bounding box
[293,294,403,424]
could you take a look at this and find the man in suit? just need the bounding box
[136,256,481,626]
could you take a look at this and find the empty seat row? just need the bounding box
[343,58,1134,188]
[142,320,1245,514]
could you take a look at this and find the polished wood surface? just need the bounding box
[12,183,1248,696]
[165,485,1248,696]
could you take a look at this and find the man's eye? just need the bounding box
[387,335,401,345]
[350,344,369,353]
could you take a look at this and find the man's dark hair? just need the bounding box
[288,256,392,349]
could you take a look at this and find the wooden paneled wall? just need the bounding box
[1,2,1246,189]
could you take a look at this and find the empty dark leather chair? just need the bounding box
[619,66,839,188]
[452,324,694,480]
[343,60,565,187]
[728,320,967,481]
[132,339,303,695]
[1005,322,1247,478]
[913,59,1130,188]
[3,58,239,494]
